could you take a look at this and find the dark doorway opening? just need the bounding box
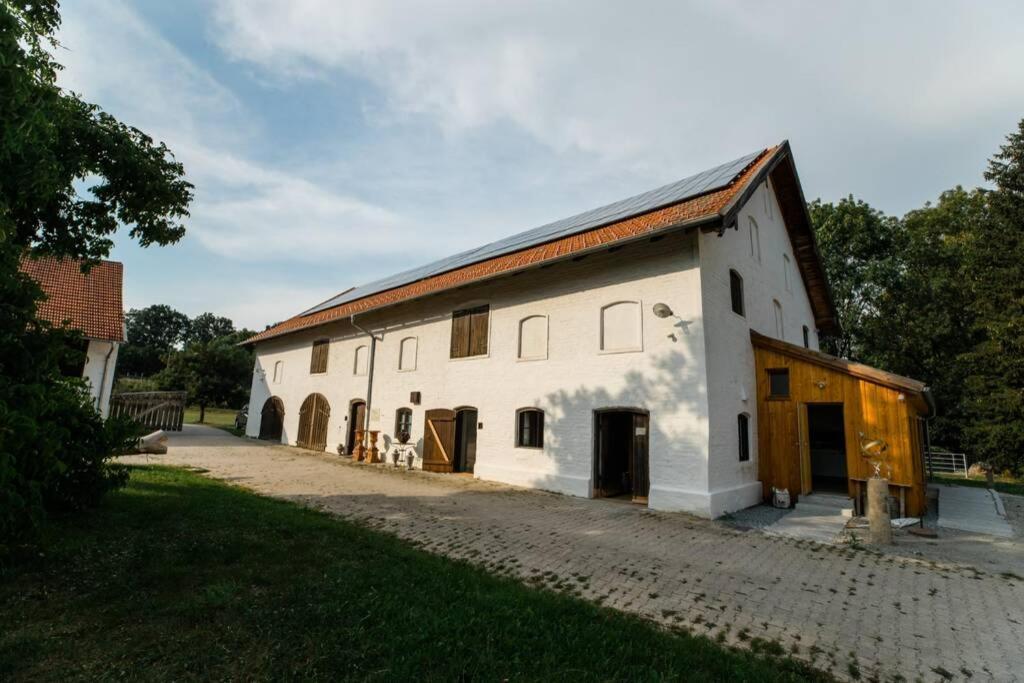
[807,404,848,494]
[259,396,285,442]
[594,410,650,504]
[453,407,478,473]
[347,400,366,455]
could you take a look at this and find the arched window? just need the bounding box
[518,315,548,360]
[353,345,368,376]
[395,407,413,437]
[738,413,751,462]
[783,254,792,292]
[272,360,283,384]
[748,217,761,262]
[773,299,784,339]
[600,301,642,352]
[399,337,418,371]
[729,270,745,317]
[516,408,544,448]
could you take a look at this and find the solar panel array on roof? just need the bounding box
[301,148,763,317]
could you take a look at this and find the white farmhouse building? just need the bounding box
[243,142,844,518]
[19,256,125,418]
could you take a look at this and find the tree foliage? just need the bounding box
[119,304,191,376]
[158,331,254,422]
[811,119,1024,472]
[0,0,192,554]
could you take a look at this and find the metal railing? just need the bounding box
[925,448,968,477]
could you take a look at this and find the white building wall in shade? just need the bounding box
[697,179,820,516]
[247,231,721,515]
[82,339,120,418]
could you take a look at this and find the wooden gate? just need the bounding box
[296,393,330,451]
[422,408,456,473]
[109,391,186,431]
[259,396,285,442]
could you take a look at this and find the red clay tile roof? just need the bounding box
[19,256,126,342]
[245,146,788,345]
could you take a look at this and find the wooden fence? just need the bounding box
[110,391,187,432]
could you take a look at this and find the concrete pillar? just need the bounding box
[867,477,892,544]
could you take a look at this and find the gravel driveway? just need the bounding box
[122,425,1024,682]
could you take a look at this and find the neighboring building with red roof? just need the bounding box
[239,142,931,518]
[19,256,125,418]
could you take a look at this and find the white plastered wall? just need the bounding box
[248,231,722,515]
[82,339,119,418]
[697,179,820,517]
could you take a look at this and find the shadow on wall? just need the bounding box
[519,323,711,496]
[249,356,291,446]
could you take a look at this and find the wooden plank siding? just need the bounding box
[110,391,186,432]
[751,331,930,516]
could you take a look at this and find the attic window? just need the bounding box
[310,339,329,374]
[450,305,489,358]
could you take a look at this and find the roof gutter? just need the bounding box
[350,314,383,441]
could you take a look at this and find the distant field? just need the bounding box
[184,406,243,436]
[932,472,1024,497]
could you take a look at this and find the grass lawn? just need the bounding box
[932,472,1024,497]
[0,466,831,682]
[184,405,243,436]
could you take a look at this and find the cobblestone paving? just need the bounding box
[125,426,1024,682]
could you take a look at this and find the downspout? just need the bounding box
[97,341,116,417]
[349,314,383,435]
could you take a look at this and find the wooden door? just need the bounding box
[631,413,650,502]
[798,403,811,495]
[347,401,365,453]
[422,409,456,472]
[455,409,478,473]
[297,393,330,451]
[259,396,284,442]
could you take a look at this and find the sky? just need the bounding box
[56,0,1024,331]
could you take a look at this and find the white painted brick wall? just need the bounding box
[697,180,819,516]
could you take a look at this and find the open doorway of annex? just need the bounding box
[804,403,848,494]
[593,408,650,505]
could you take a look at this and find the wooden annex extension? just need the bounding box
[751,331,934,517]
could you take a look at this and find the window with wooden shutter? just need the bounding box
[450,305,489,358]
[309,339,329,374]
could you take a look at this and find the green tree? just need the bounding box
[186,312,235,346]
[807,197,904,360]
[0,1,192,552]
[159,332,253,423]
[960,120,1024,473]
[119,304,191,376]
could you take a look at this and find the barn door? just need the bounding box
[422,408,456,473]
[631,413,650,502]
[259,396,284,442]
[297,393,330,451]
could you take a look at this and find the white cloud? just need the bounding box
[210,0,1024,174]
[57,0,419,264]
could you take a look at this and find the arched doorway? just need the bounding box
[454,406,478,474]
[258,396,285,442]
[297,393,330,451]
[346,400,366,454]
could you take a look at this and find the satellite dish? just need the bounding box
[652,303,674,318]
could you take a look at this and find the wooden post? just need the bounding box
[867,477,892,544]
[367,430,380,464]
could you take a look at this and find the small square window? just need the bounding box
[768,369,790,398]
